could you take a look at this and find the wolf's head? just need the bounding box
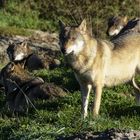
[7,41,32,61]
[107,16,128,36]
[0,62,32,95]
[59,20,90,55]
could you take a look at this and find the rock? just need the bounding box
[29,30,60,51]
[58,128,140,140]
[0,30,61,66]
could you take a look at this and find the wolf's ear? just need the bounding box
[123,16,128,24]
[78,19,87,32]
[8,40,13,45]
[21,41,28,49]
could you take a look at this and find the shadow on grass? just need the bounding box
[34,65,80,93]
[108,105,140,118]
[0,92,77,117]
[33,97,68,111]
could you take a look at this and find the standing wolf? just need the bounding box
[59,19,140,118]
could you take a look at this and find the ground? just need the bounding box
[0,0,140,139]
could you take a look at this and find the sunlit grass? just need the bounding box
[0,66,140,139]
[0,0,139,139]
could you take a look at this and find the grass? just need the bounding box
[0,0,139,37]
[0,26,32,36]
[0,66,140,140]
[0,0,140,139]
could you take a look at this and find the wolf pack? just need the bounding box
[0,15,140,118]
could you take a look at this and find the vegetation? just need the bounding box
[0,65,140,140]
[0,0,139,37]
[0,0,140,140]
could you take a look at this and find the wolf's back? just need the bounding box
[111,32,140,49]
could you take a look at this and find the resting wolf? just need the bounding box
[7,41,61,70]
[0,61,66,112]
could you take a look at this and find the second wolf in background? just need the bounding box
[107,16,140,37]
[7,41,61,70]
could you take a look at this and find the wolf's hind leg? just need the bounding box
[132,77,140,105]
[93,84,103,116]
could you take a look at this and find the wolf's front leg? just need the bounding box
[93,85,103,116]
[80,84,92,118]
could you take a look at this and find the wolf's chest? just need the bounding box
[75,69,96,84]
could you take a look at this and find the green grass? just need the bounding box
[0,66,140,140]
[0,26,32,36]
[0,0,140,139]
[0,0,139,37]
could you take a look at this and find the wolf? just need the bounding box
[107,16,140,37]
[0,61,66,112]
[59,19,140,118]
[107,16,128,36]
[7,41,32,61]
[7,41,61,70]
